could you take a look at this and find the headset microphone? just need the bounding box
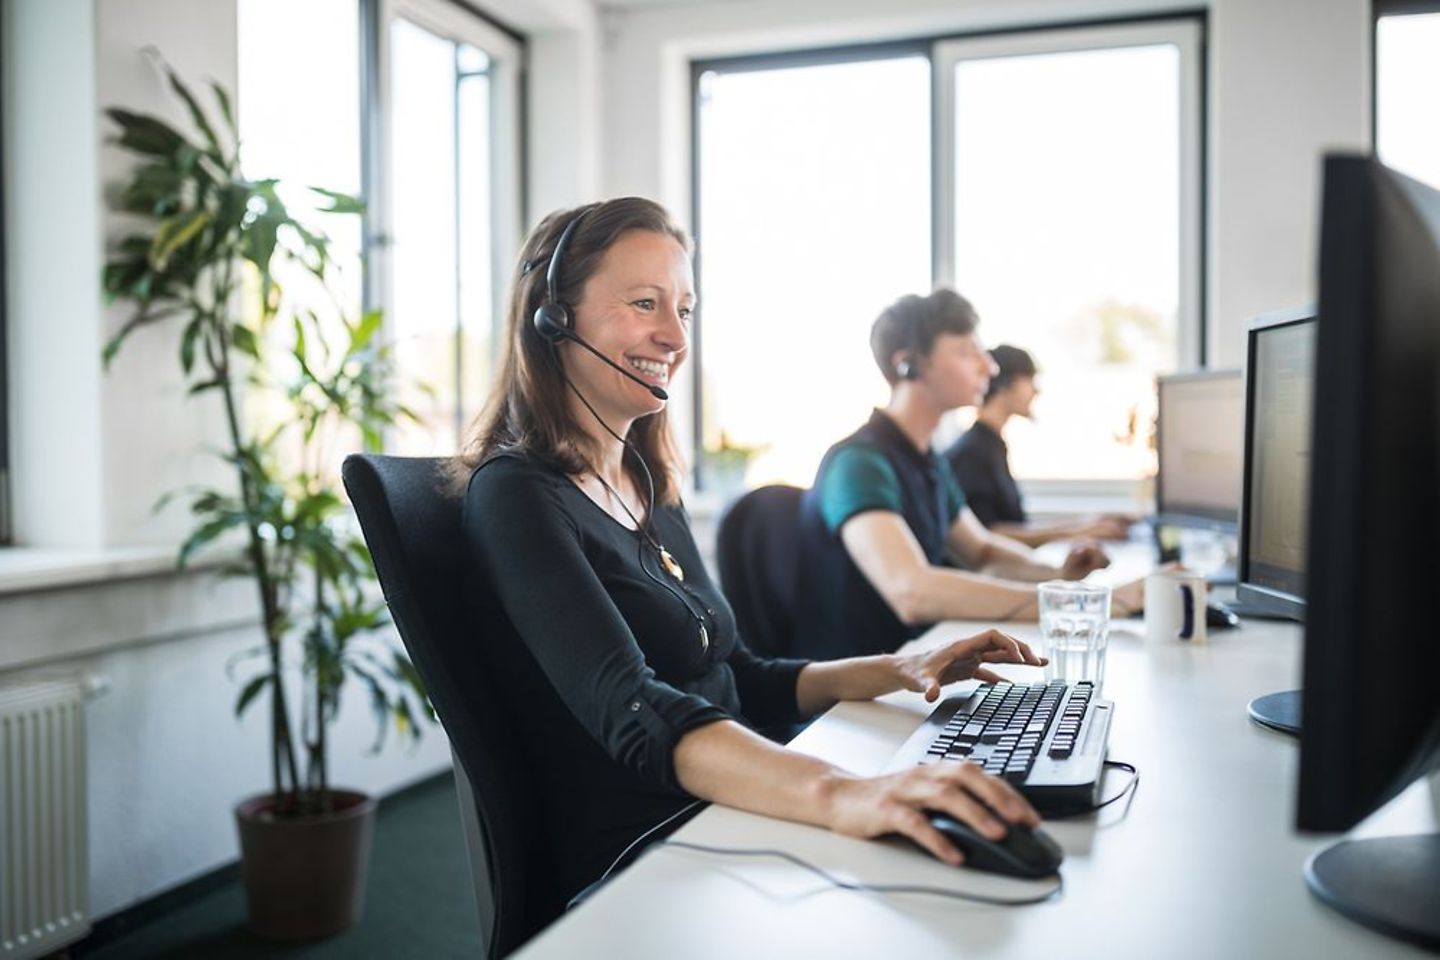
[532,211,669,401]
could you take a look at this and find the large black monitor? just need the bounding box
[1154,370,1243,530]
[1235,308,1315,621]
[1296,154,1440,948]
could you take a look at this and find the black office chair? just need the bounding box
[342,454,562,959]
[715,484,805,659]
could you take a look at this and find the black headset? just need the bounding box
[532,210,589,343]
[895,355,920,381]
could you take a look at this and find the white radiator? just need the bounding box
[1,678,89,959]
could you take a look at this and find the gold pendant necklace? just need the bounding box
[658,546,685,581]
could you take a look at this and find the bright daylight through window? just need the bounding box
[1376,11,1440,190]
[696,55,931,490]
[942,39,1187,481]
[696,23,1199,491]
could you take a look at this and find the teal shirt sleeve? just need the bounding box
[817,444,904,533]
[942,458,966,518]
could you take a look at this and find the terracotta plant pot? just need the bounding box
[234,789,377,941]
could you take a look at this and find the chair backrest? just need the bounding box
[715,484,806,658]
[342,454,561,958]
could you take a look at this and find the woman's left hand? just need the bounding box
[894,629,1047,702]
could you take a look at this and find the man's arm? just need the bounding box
[840,509,1040,622]
[951,507,1111,582]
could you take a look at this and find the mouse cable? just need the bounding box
[1042,759,1140,820]
[658,840,1064,907]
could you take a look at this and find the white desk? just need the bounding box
[517,604,1436,958]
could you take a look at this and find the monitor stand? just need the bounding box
[1305,834,1440,950]
[1247,689,1300,736]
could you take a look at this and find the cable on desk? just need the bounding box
[569,800,708,910]
[1043,759,1140,820]
[658,841,1065,907]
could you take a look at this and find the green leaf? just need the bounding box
[209,81,235,135]
[149,208,212,270]
[187,378,224,396]
[105,108,186,156]
[179,316,204,374]
[348,310,384,354]
[310,186,365,215]
[177,511,244,566]
[103,311,167,368]
[234,674,271,718]
[166,67,222,156]
[231,324,260,360]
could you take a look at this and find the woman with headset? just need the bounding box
[791,289,1148,663]
[456,198,1044,910]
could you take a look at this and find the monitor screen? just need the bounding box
[1155,371,1243,527]
[1239,314,1315,612]
[1294,154,1440,948]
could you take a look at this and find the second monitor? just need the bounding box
[1155,369,1245,530]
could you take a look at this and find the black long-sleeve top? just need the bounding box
[461,451,810,900]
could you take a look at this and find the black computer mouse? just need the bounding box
[925,811,1064,879]
[1206,599,1241,629]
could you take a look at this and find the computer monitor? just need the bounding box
[1155,370,1244,530]
[1295,154,1440,949]
[1234,308,1316,622]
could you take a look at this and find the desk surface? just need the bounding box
[516,566,1437,959]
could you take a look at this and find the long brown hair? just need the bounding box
[449,198,691,504]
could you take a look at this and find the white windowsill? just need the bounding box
[0,545,187,596]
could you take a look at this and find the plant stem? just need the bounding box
[212,257,302,809]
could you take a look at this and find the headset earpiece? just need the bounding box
[533,302,570,343]
[896,355,920,381]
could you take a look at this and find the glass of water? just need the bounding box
[1037,581,1111,689]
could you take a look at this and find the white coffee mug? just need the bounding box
[1144,569,1207,643]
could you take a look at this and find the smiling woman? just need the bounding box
[447,197,1051,915]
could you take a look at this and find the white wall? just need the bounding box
[596,0,1372,372]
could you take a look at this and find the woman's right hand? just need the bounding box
[821,762,1040,866]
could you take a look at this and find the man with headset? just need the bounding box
[792,289,1146,662]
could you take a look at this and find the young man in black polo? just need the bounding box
[792,290,1145,662]
[946,344,1133,547]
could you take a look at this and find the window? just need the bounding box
[375,0,522,456]
[239,0,522,461]
[694,50,932,488]
[239,0,365,355]
[935,21,1203,481]
[1376,4,1440,189]
[692,18,1203,490]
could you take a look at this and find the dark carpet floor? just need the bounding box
[76,773,482,959]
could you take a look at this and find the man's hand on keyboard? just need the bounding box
[894,629,1047,703]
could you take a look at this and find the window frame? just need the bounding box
[688,38,931,490]
[687,13,1209,490]
[1371,0,1440,157]
[933,17,1205,370]
[362,0,525,451]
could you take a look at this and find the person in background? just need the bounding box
[946,344,1133,547]
[792,291,1146,663]
[457,199,1047,911]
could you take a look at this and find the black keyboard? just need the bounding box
[887,680,1113,812]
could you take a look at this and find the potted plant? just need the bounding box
[701,430,764,497]
[102,63,432,940]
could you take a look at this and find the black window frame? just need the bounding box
[688,10,1209,491]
